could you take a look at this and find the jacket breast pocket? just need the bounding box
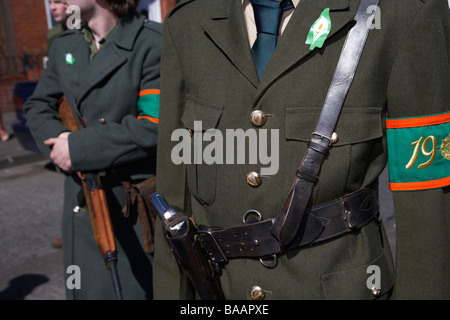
[181,96,224,206]
[285,106,383,146]
[285,106,384,194]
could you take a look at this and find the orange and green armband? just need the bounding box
[137,89,160,124]
[386,111,450,191]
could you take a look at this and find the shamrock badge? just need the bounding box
[305,8,331,50]
[65,53,75,66]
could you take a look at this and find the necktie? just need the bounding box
[251,0,294,79]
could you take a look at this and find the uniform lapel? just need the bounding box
[77,42,127,106]
[255,0,356,102]
[58,30,90,100]
[76,14,144,106]
[200,0,260,87]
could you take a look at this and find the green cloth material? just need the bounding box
[138,93,160,119]
[82,23,118,60]
[387,111,450,191]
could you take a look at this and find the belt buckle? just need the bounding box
[311,131,333,147]
[197,230,229,265]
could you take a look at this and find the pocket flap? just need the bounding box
[285,107,383,146]
[321,250,395,300]
[181,96,224,130]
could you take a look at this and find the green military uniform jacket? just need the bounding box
[154,0,450,299]
[24,12,162,299]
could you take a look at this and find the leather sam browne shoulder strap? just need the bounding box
[271,0,381,247]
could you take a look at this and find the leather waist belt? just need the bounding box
[198,187,379,263]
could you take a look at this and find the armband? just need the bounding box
[386,111,450,191]
[137,89,160,124]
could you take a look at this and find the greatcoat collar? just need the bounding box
[59,12,145,108]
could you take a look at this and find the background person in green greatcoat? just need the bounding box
[24,0,162,300]
[154,0,450,299]
[47,0,69,51]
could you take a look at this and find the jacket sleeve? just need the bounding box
[153,16,197,300]
[386,0,450,299]
[23,39,69,159]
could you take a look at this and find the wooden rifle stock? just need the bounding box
[58,96,123,300]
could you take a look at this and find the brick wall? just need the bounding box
[10,0,48,57]
[1,0,47,113]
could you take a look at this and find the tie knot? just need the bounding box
[251,0,294,35]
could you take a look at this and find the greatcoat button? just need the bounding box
[249,110,267,127]
[99,118,107,125]
[73,206,84,214]
[186,128,194,137]
[246,171,262,187]
[249,286,265,300]
[370,286,381,297]
[331,132,339,144]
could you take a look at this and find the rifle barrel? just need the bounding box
[105,252,123,300]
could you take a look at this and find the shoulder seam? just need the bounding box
[143,21,163,35]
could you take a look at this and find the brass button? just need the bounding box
[370,286,381,297]
[331,132,339,144]
[246,171,262,187]
[249,286,265,300]
[186,128,194,137]
[73,206,84,214]
[249,110,267,127]
[99,118,107,125]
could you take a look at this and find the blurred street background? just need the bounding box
[0,111,65,300]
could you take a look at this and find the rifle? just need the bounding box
[58,96,123,300]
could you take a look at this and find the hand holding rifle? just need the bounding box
[44,132,72,173]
